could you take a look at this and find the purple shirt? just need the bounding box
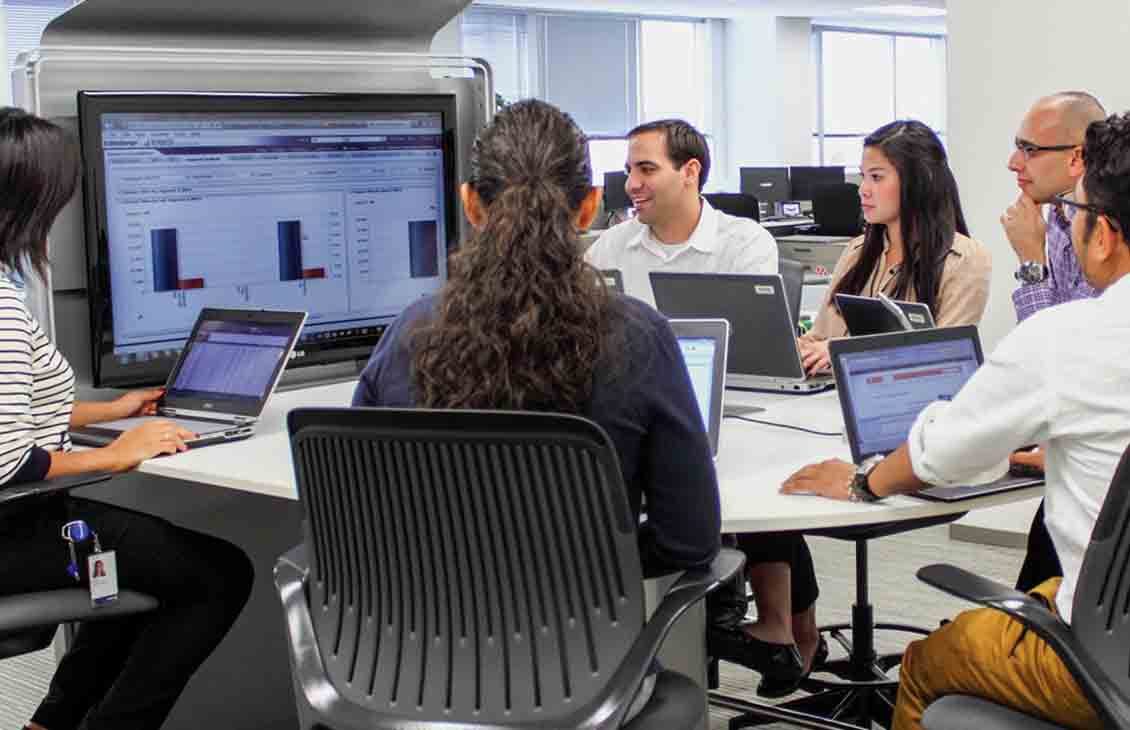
[1012,205,1100,322]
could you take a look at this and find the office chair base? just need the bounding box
[709,532,950,730]
[712,621,928,730]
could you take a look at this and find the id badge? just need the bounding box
[88,551,119,606]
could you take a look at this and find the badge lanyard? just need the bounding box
[61,520,119,606]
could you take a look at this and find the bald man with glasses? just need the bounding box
[1001,91,1108,595]
[1004,91,1107,318]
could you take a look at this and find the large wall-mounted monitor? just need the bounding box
[78,91,458,387]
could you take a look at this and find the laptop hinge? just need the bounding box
[162,407,256,425]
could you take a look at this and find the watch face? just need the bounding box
[1017,261,1048,284]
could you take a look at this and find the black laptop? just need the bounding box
[830,326,1044,502]
[835,293,935,336]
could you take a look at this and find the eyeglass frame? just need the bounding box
[1014,138,1080,161]
[1055,194,1122,234]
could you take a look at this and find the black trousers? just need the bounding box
[708,532,820,629]
[1015,499,1064,592]
[0,495,253,730]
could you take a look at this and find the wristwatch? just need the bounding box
[848,455,885,503]
[1014,260,1049,285]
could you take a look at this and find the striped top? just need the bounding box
[0,274,74,486]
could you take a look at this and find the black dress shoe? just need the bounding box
[707,625,803,680]
[756,636,829,698]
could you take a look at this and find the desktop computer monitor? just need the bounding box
[789,166,846,201]
[604,171,631,211]
[702,193,759,222]
[739,167,790,206]
[78,91,458,387]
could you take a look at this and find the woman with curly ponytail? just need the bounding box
[353,98,720,580]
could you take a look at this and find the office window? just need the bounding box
[462,8,713,183]
[4,0,74,81]
[461,7,530,103]
[589,137,630,186]
[813,28,946,168]
[640,20,708,129]
[539,14,638,136]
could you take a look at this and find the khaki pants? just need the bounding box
[893,578,1102,730]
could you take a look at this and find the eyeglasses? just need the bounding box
[1055,194,1122,233]
[1014,138,1080,161]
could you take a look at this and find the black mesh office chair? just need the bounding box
[917,442,1130,729]
[276,407,743,730]
[0,473,158,661]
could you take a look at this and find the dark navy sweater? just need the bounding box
[352,295,721,577]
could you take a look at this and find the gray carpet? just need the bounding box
[0,526,1023,729]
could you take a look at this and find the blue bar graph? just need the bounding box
[278,220,302,282]
[408,220,438,278]
[151,229,179,293]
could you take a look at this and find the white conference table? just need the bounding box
[138,380,1042,533]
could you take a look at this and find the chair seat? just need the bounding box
[923,695,1064,730]
[0,589,158,639]
[622,670,705,730]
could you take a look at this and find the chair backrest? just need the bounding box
[288,407,646,727]
[1073,443,1130,696]
[704,192,760,222]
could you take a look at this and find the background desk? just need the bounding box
[776,235,852,278]
[77,382,1040,729]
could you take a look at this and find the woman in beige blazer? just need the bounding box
[799,121,992,372]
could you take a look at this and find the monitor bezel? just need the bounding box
[829,325,983,463]
[77,90,459,388]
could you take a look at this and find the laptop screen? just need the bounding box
[670,318,728,457]
[835,331,981,461]
[163,309,307,416]
[679,336,717,435]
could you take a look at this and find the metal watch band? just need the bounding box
[849,456,885,502]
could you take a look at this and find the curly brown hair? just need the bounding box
[411,100,612,411]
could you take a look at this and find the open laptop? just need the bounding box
[670,319,728,458]
[651,272,834,393]
[830,326,1044,502]
[835,293,935,336]
[72,308,307,448]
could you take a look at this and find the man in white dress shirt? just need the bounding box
[585,119,778,306]
[781,112,1130,730]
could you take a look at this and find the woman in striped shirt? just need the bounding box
[0,108,253,730]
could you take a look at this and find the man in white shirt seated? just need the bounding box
[585,119,778,306]
[778,111,1130,730]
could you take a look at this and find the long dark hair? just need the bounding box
[411,100,611,411]
[833,120,969,313]
[0,108,81,279]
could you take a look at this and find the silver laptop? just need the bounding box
[72,308,307,448]
[670,319,728,458]
[650,272,834,393]
[830,326,1043,502]
[835,293,935,336]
